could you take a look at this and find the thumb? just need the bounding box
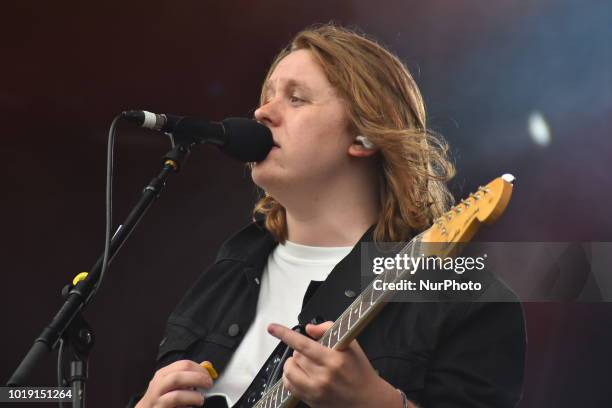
[305,321,334,340]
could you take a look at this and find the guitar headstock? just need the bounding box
[422,174,515,244]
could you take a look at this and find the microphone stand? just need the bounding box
[7,136,195,408]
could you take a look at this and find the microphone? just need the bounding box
[122,110,273,163]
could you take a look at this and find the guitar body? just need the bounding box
[203,328,302,408]
[232,334,297,407]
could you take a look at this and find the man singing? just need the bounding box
[133,24,525,408]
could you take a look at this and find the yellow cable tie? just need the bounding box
[72,272,89,286]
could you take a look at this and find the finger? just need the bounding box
[340,338,373,367]
[268,324,330,364]
[282,356,317,399]
[155,360,209,380]
[347,338,366,355]
[158,371,213,396]
[291,350,320,376]
[157,389,204,407]
[307,321,353,351]
[305,321,334,340]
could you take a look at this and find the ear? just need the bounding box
[348,140,378,158]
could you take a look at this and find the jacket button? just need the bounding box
[228,324,240,337]
[344,289,356,298]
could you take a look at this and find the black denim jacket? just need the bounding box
[148,222,526,407]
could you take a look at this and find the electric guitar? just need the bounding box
[204,174,515,408]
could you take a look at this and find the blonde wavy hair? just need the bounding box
[253,24,455,243]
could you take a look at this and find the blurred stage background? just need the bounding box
[1,0,611,406]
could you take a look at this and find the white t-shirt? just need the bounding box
[206,240,353,405]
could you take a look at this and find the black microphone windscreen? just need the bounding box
[221,118,273,162]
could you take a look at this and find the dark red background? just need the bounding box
[2,1,611,406]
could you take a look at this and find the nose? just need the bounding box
[254,99,279,127]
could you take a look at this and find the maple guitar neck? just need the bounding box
[248,175,515,408]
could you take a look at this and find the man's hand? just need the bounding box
[267,322,403,408]
[135,360,213,408]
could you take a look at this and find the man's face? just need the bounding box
[252,49,354,197]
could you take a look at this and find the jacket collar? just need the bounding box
[298,225,375,325]
[216,221,375,325]
[215,221,276,273]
